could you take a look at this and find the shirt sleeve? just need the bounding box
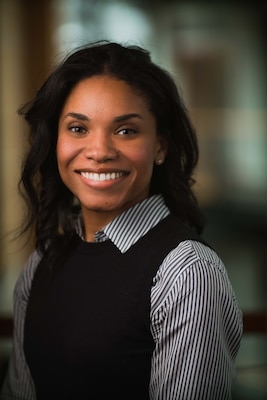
[0,251,40,400]
[149,240,243,400]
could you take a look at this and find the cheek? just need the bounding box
[127,144,155,174]
[56,137,77,167]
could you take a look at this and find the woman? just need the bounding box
[1,41,242,399]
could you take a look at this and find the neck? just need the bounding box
[81,210,116,242]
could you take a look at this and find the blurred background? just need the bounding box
[0,0,266,398]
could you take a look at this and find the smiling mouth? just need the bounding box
[80,171,126,181]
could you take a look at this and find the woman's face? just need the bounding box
[57,75,167,228]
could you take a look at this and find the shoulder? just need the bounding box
[152,239,232,303]
[160,239,225,276]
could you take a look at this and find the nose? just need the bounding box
[83,131,118,162]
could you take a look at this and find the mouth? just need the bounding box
[79,171,126,182]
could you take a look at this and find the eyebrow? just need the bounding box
[63,112,143,122]
[64,112,89,121]
[113,113,143,122]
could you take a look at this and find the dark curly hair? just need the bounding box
[18,40,205,259]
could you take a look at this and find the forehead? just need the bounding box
[68,76,143,100]
[62,75,151,116]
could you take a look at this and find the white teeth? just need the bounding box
[80,172,124,181]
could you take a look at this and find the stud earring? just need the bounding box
[156,158,164,165]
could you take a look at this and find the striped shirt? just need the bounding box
[1,194,243,399]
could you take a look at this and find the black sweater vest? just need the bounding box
[24,215,207,399]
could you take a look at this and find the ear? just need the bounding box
[155,135,168,165]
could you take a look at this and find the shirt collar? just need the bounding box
[101,194,170,253]
[76,194,170,253]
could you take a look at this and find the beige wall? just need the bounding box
[0,0,54,312]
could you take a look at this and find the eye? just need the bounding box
[69,125,87,135]
[116,127,137,136]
